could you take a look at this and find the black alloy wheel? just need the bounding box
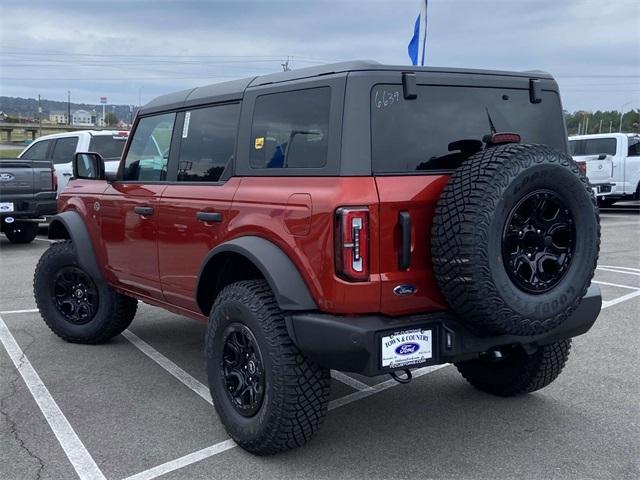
[502,189,576,294]
[53,266,99,324]
[221,323,265,417]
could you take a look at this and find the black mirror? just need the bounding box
[597,154,607,160]
[73,152,105,180]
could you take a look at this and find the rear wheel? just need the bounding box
[455,340,571,396]
[4,222,38,244]
[431,144,600,336]
[34,240,138,344]
[205,280,331,455]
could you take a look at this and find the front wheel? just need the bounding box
[34,240,138,344]
[4,222,38,244]
[455,340,571,397]
[205,280,331,455]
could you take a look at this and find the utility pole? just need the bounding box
[67,90,71,125]
[584,115,589,135]
[609,120,613,133]
[598,119,603,134]
[37,94,42,138]
[619,102,630,133]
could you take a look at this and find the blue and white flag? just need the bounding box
[407,0,428,66]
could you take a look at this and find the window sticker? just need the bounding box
[182,111,191,138]
[254,136,265,150]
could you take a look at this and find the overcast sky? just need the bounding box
[1,0,638,112]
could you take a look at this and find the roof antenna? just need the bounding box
[281,56,291,71]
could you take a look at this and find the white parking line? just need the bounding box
[598,265,640,273]
[331,370,374,392]
[329,364,448,410]
[597,267,640,277]
[122,439,237,480]
[121,329,212,405]
[593,280,640,291]
[602,290,640,309]
[0,314,106,480]
[33,237,56,243]
[0,308,39,314]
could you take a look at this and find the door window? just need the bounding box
[627,137,640,157]
[123,113,176,181]
[51,137,78,164]
[21,140,51,160]
[250,87,330,169]
[177,104,240,182]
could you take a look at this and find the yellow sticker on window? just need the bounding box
[254,137,265,150]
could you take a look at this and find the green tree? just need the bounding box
[105,112,118,126]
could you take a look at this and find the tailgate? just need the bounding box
[575,155,613,183]
[0,159,35,196]
[375,176,449,316]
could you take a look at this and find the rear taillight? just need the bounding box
[576,161,587,176]
[51,165,58,192]
[335,207,369,282]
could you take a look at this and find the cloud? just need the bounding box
[1,0,638,111]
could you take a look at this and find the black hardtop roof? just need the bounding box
[139,60,554,115]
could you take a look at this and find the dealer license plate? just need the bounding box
[381,328,432,369]
[0,202,14,213]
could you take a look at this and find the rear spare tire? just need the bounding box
[431,144,599,336]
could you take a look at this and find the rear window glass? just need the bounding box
[250,87,330,169]
[569,138,617,156]
[371,85,566,173]
[21,140,51,160]
[177,103,240,182]
[89,135,128,160]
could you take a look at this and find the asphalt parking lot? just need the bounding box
[1,204,639,480]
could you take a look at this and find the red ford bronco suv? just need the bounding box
[33,61,601,455]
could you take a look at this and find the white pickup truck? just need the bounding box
[18,130,128,195]
[569,133,640,206]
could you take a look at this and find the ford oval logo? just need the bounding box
[0,173,14,181]
[393,284,417,296]
[395,342,420,355]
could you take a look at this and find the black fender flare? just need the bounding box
[196,236,317,313]
[48,211,104,282]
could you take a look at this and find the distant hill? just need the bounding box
[0,96,135,123]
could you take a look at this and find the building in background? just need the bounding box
[71,109,93,126]
[49,111,68,124]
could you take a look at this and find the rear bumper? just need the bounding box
[0,194,57,220]
[286,285,601,376]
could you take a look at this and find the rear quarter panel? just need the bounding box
[229,177,381,314]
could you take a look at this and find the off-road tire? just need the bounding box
[34,240,137,344]
[205,280,331,455]
[431,144,600,336]
[455,340,571,396]
[4,222,38,244]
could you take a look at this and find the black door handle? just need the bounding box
[399,211,411,270]
[134,206,154,216]
[196,211,222,223]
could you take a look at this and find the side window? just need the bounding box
[123,113,175,181]
[628,138,640,157]
[51,137,78,165]
[21,140,51,160]
[250,87,330,169]
[177,103,240,182]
